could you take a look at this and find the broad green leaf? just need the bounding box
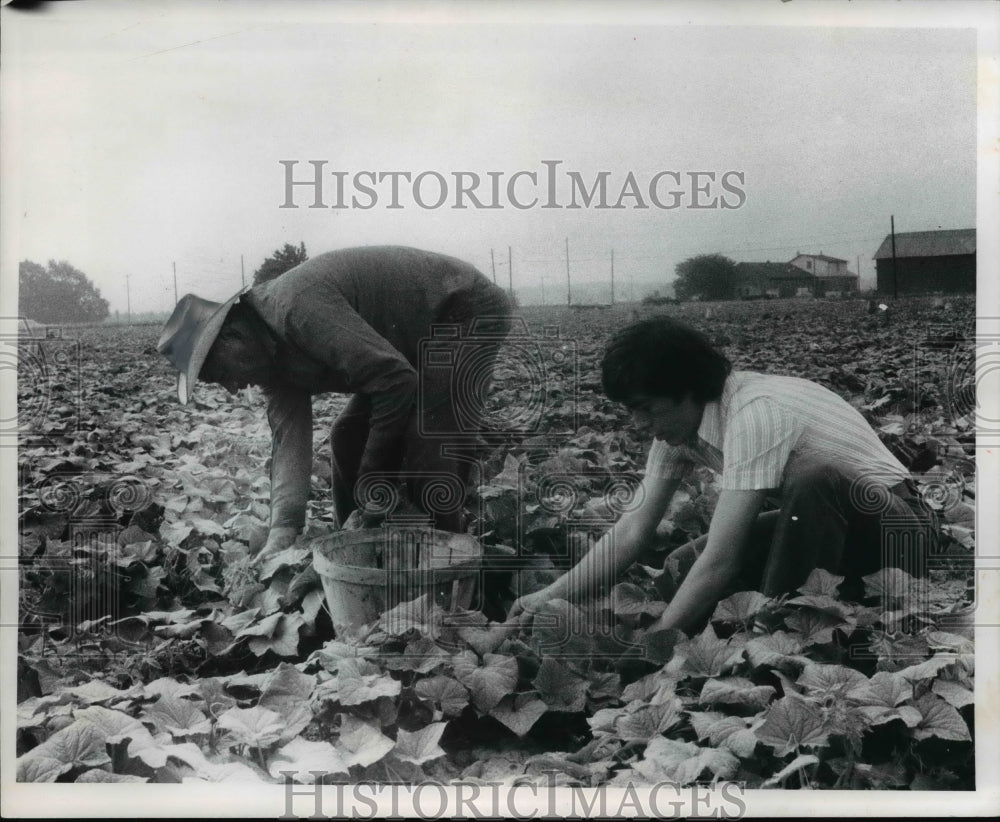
[258,663,315,743]
[143,677,200,701]
[380,636,451,674]
[588,705,627,734]
[897,655,955,682]
[16,755,72,783]
[337,716,394,768]
[925,631,974,655]
[141,693,212,738]
[686,711,758,759]
[676,625,742,677]
[762,753,819,787]
[76,769,148,783]
[641,627,681,666]
[712,590,771,625]
[73,705,147,742]
[857,704,922,728]
[21,719,110,770]
[247,613,305,657]
[862,566,925,602]
[236,611,282,639]
[853,671,912,708]
[613,582,667,617]
[699,677,775,710]
[490,694,548,737]
[378,594,444,636]
[785,594,856,623]
[67,680,132,705]
[337,658,402,706]
[796,664,870,701]
[309,639,374,671]
[744,632,806,670]
[796,568,844,598]
[932,679,974,709]
[616,699,683,742]
[268,737,349,782]
[533,658,589,713]
[216,706,285,749]
[190,517,228,537]
[184,759,268,783]
[359,754,427,785]
[457,623,512,656]
[621,670,677,703]
[414,676,470,718]
[783,609,845,646]
[453,651,519,713]
[197,678,238,718]
[530,599,600,658]
[586,670,622,703]
[912,694,972,742]
[393,722,447,766]
[634,736,739,786]
[755,696,829,757]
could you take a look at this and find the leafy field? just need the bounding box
[15,296,977,789]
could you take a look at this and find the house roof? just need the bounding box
[873,228,976,260]
[793,253,847,263]
[735,262,799,277]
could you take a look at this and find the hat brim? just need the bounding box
[178,291,244,405]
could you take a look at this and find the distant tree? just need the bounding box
[252,242,308,285]
[673,254,739,301]
[19,259,110,323]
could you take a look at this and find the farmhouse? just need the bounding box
[735,255,858,299]
[734,262,804,298]
[789,253,859,297]
[873,228,976,295]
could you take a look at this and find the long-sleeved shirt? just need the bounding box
[240,246,501,529]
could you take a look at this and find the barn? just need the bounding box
[873,228,976,295]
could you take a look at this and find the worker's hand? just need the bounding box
[506,589,551,629]
[254,526,300,563]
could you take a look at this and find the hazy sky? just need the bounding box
[1,1,990,313]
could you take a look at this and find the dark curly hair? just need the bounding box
[601,315,731,404]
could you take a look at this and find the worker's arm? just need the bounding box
[257,385,313,558]
[650,488,768,634]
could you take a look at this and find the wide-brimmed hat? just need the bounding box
[157,291,244,404]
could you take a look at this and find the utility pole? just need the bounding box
[173,262,178,304]
[610,249,615,304]
[507,246,513,298]
[126,275,132,326]
[490,248,497,285]
[890,215,898,299]
[241,254,246,289]
[565,237,571,306]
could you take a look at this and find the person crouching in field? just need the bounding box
[158,246,513,559]
[508,315,938,635]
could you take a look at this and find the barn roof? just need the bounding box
[873,228,976,260]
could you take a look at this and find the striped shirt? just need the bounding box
[645,371,908,491]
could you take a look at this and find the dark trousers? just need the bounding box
[330,285,513,533]
[660,455,939,601]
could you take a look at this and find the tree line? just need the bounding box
[17,244,308,325]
